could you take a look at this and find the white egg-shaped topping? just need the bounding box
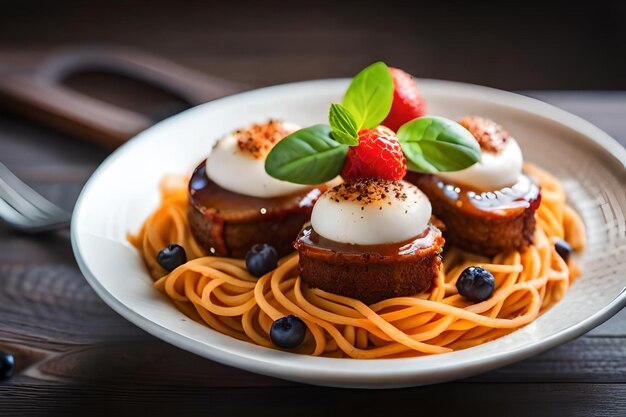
[206,120,309,198]
[436,116,524,191]
[436,138,523,191]
[311,178,432,245]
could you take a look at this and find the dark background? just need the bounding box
[1,0,625,90]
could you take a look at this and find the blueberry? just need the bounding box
[245,244,278,277]
[157,244,187,272]
[0,352,14,381]
[555,239,572,263]
[456,266,495,302]
[270,315,307,349]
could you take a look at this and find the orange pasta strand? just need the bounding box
[133,164,586,358]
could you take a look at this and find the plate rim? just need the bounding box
[71,77,626,388]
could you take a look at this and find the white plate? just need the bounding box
[71,79,626,389]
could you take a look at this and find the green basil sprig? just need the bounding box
[327,61,394,146]
[397,116,481,173]
[265,125,348,185]
[328,104,359,146]
[265,63,481,185]
[342,61,394,129]
[265,62,394,185]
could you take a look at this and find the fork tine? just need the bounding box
[0,163,68,220]
[0,196,32,226]
[0,163,66,212]
[0,177,50,221]
[0,197,69,232]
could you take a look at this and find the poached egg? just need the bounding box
[436,137,524,191]
[206,120,310,198]
[437,116,524,191]
[311,178,432,245]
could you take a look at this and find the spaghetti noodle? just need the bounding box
[128,164,585,358]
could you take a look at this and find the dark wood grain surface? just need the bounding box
[0,89,624,416]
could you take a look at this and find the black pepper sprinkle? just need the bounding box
[235,119,289,159]
[326,178,408,206]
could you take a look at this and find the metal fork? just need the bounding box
[0,162,71,233]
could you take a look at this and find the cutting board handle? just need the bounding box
[0,47,243,148]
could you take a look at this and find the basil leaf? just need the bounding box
[328,103,359,146]
[342,61,393,129]
[265,124,348,184]
[397,116,481,173]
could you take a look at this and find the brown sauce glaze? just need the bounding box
[189,160,325,222]
[296,224,442,260]
[407,173,541,219]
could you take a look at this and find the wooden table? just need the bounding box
[0,91,625,417]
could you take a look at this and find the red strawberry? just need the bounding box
[341,126,406,181]
[382,67,426,131]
